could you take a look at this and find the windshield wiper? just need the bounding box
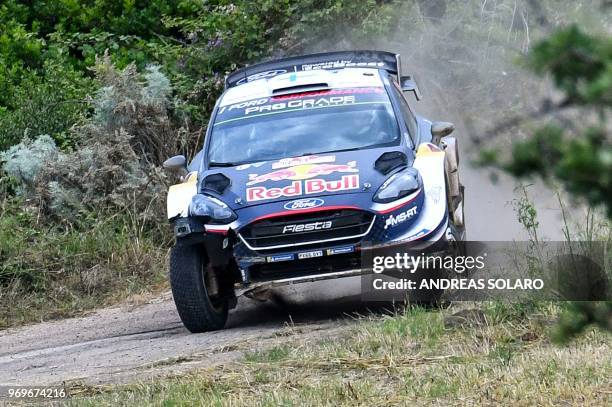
[209,146,373,167]
[209,161,238,167]
[312,147,363,155]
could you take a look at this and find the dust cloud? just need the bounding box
[311,0,611,240]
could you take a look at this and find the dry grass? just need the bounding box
[71,303,611,406]
[0,200,171,329]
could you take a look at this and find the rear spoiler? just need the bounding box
[225,50,402,89]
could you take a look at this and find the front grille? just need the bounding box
[239,209,374,250]
[250,251,362,281]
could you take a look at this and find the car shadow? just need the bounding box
[226,289,402,329]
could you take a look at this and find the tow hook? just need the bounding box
[174,218,192,237]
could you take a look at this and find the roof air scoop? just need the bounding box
[271,83,330,97]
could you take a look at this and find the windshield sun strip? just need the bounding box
[212,101,393,127]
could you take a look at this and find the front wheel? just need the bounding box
[169,243,228,333]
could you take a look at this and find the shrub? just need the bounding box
[88,55,180,165]
[0,134,58,189]
[38,129,166,223]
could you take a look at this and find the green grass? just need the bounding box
[69,303,612,406]
[245,345,293,363]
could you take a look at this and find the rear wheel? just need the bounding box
[408,267,447,307]
[170,243,229,333]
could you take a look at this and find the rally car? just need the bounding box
[163,51,465,333]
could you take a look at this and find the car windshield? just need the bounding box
[207,87,400,165]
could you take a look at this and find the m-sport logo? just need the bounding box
[384,206,418,229]
[282,221,332,234]
[284,198,325,211]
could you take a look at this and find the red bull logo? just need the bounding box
[247,175,360,202]
[247,161,358,186]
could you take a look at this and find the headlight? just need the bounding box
[189,194,236,222]
[373,167,421,203]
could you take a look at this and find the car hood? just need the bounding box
[199,148,413,210]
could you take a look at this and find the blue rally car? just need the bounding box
[163,51,465,332]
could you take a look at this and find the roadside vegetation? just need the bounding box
[475,20,612,339]
[0,1,609,403]
[71,303,611,406]
[0,0,608,343]
[0,0,396,328]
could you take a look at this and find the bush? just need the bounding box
[1,57,179,224]
[88,55,179,165]
[0,134,58,189]
[0,56,181,326]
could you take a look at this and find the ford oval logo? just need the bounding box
[284,198,324,211]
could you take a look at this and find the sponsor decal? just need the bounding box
[298,250,323,259]
[236,69,288,85]
[244,95,355,115]
[283,221,332,234]
[247,161,357,185]
[301,60,384,71]
[445,227,455,241]
[173,220,192,237]
[416,143,445,157]
[384,206,419,230]
[284,198,325,210]
[407,228,430,241]
[326,246,355,255]
[266,254,295,263]
[215,87,389,125]
[246,174,359,202]
[235,161,266,171]
[271,87,383,101]
[272,155,335,169]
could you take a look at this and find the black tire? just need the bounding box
[409,267,447,307]
[410,184,465,307]
[169,243,228,333]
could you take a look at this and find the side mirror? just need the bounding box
[431,121,455,144]
[400,75,422,101]
[163,155,188,176]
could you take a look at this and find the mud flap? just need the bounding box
[441,136,464,228]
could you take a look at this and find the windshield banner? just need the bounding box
[215,87,389,126]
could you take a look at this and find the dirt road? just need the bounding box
[0,162,565,387]
[0,281,367,386]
